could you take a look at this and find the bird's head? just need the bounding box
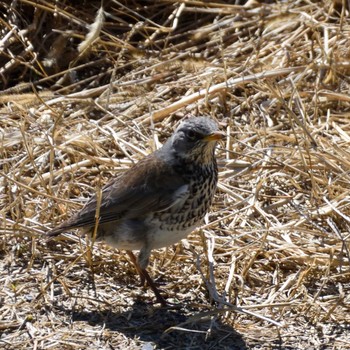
[169,116,224,164]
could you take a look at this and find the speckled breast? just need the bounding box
[149,162,218,248]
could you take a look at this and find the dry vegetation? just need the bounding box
[1,0,350,349]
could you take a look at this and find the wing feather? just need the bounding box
[47,153,188,236]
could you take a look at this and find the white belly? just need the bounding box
[100,221,196,251]
[148,226,196,249]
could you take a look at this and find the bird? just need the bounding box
[47,116,223,305]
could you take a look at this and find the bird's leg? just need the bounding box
[126,250,145,285]
[126,250,167,306]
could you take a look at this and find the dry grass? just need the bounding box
[1,0,350,349]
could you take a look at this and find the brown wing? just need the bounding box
[47,153,188,236]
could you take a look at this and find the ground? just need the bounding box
[0,0,350,349]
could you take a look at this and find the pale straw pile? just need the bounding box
[0,1,349,349]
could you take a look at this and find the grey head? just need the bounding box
[162,116,224,163]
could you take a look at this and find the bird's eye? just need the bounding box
[187,130,198,141]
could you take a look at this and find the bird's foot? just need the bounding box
[139,268,168,307]
[126,250,169,307]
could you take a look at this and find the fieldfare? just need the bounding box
[47,116,223,305]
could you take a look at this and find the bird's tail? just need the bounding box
[46,225,70,237]
[46,218,83,236]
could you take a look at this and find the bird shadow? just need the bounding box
[70,300,248,350]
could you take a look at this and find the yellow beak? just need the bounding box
[203,131,225,142]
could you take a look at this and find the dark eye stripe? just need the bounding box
[187,130,196,138]
[187,129,202,140]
